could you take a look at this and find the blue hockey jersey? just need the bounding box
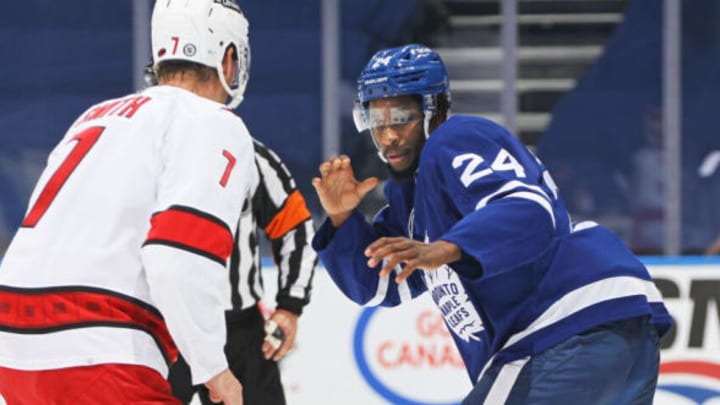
[313,115,672,384]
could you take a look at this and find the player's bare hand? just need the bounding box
[311,155,378,227]
[205,368,243,405]
[365,238,462,283]
[262,309,298,361]
[706,235,720,255]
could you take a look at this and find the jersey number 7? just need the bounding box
[21,126,105,228]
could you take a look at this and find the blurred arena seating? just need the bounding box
[537,0,720,253]
[2,0,720,255]
[434,0,629,146]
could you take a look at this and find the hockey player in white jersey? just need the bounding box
[0,1,255,404]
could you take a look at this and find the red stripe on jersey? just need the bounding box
[0,287,179,365]
[264,190,312,240]
[145,206,233,265]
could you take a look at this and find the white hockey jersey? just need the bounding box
[0,85,256,384]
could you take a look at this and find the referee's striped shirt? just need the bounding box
[228,139,317,316]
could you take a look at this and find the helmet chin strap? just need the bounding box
[376,150,387,163]
[371,134,388,163]
[422,94,438,138]
[216,61,244,109]
[423,112,432,139]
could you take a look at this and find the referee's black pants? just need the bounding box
[168,304,286,405]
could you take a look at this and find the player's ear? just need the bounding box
[428,111,446,134]
[428,94,450,134]
[221,46,237,88]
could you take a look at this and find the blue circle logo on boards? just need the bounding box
[354,306,720,405]
[656,360,720,403]
[353,306,467,405]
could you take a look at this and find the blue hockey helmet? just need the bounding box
[353,44,451,136]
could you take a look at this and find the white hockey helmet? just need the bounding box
[151,0,250,108]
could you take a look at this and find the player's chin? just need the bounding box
[387,160,411,173]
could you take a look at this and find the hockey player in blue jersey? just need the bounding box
[311,44,672,404]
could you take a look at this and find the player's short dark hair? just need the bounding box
[436,93,451,116]
[155,60,217,83]
[411,93,451,117]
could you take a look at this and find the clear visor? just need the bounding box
[352,101,422,133]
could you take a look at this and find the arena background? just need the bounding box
[1,1,720,404]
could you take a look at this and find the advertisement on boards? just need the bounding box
[1,259,718,405]
[276,259,720,405]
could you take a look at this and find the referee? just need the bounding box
[168,138,318,405]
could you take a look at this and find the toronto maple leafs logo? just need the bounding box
[424,265,484,343]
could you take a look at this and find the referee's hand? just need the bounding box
[263,309,298,361]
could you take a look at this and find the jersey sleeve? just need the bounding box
[420,120,557,280]
[251,141,317,316]
[141,111,255,384]
[312,207,427,307]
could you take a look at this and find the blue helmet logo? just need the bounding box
[357,44,450,107]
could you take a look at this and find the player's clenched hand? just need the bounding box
[311,155,378,227]
[262,309,298,361]
[365,238,462,283]
[205,368,243,405]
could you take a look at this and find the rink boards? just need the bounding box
[1,258,719,404]
[277,258,720,405]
